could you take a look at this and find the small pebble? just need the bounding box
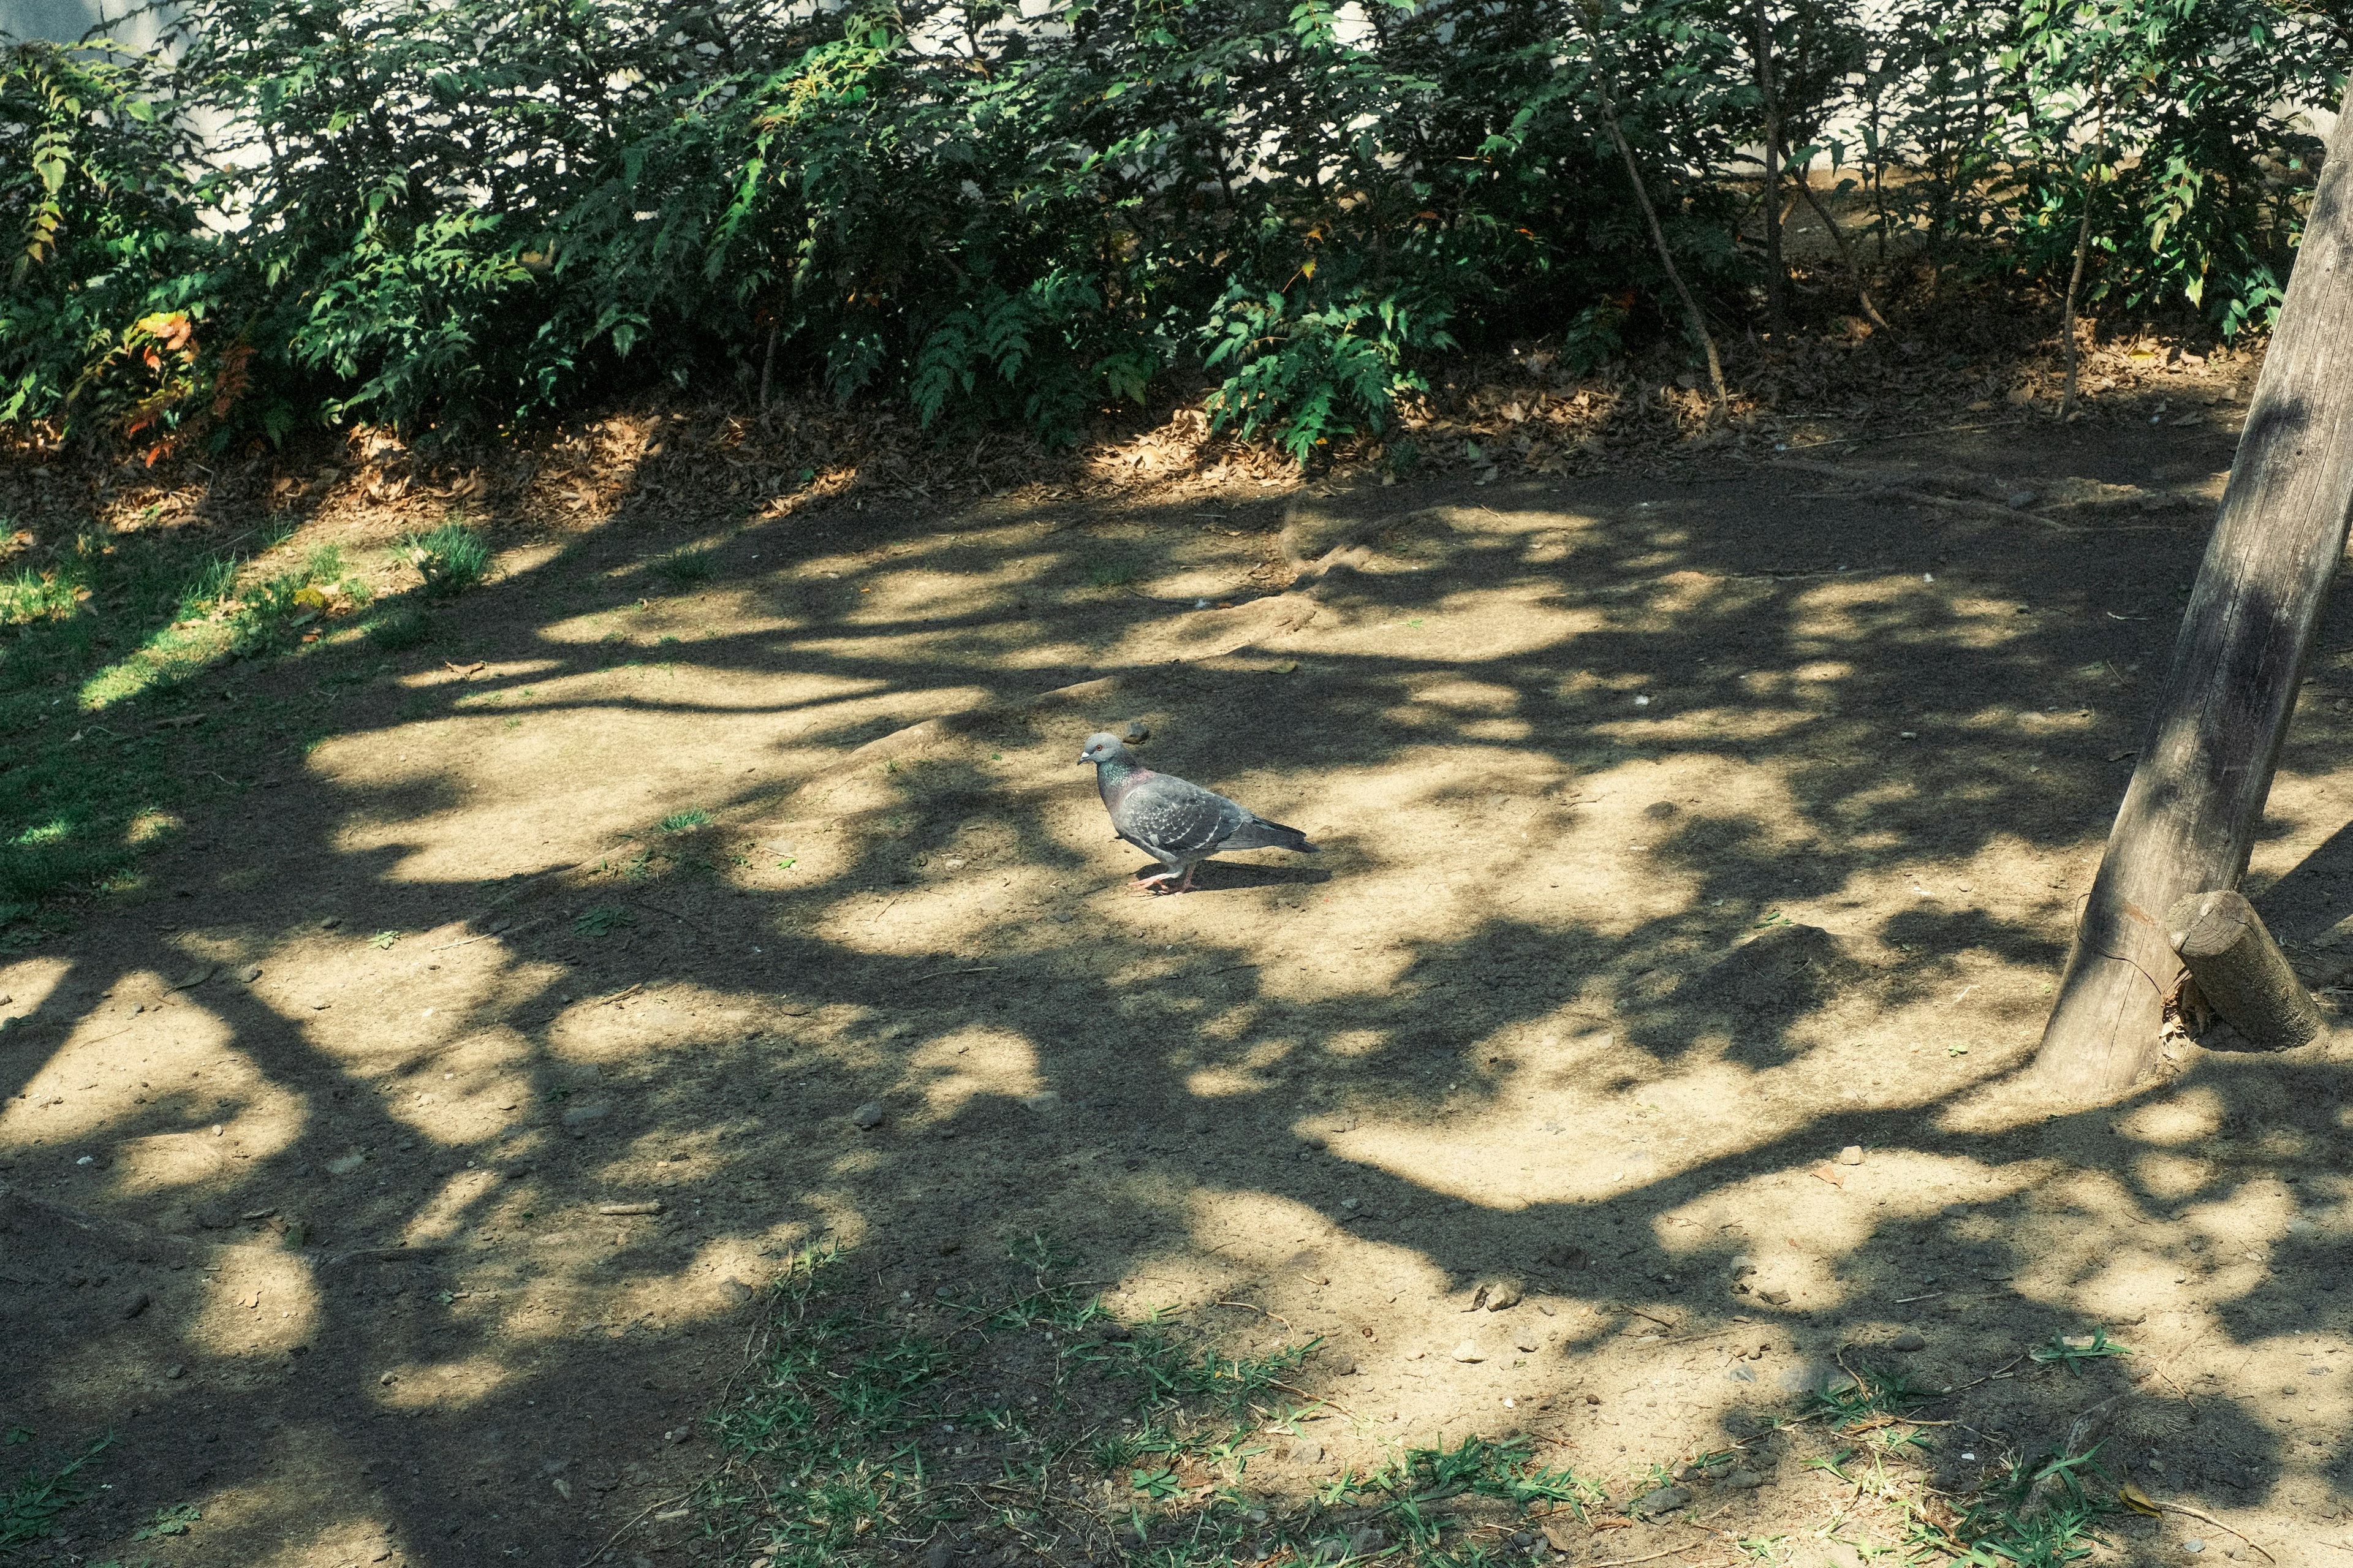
[1892,1330,1927,1352]
[2182,1539,2204,1555]
[1485,1279,1524,1311]
[850,1101,886,1131]
[1451,1340,1485,1363]
[1124,720,1150,742]
[561,1100,613,1134]
[164,1364,185,1380]
[320,915,343,929]
[1021,1091,1063,1114]
[1838,1145,1863,1166]
[1721,1469,1765,1489]
[240,964,263,983]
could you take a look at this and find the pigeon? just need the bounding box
[1078,732,1318,893]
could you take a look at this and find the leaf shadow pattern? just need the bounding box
[6,416,2353,1562]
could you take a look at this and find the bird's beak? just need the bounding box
[1076,753,1089,764]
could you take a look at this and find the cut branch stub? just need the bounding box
[2164,890,2322,1052]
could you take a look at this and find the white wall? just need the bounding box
[1,0,171,48]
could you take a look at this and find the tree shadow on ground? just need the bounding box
[5,411,2352,1564]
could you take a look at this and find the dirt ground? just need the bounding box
[10,358,2353,1568]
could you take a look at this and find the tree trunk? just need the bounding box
[2033,86,2353,1100]
[1593,91,1727,411]
[1754,0,1786,339]
[2057,181,2095,422]
[2165,890,2323,1051]
[1790,167,1889,331]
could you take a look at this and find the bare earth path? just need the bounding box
[10,396,2353,1568]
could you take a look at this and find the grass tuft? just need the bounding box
[368,608,436,651]
[0,1434,110,1553]
[575,904,634,936]
[2028,1328,2134,1375]
[403,520,491,597]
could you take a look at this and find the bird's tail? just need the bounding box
[1226,815,1317,854]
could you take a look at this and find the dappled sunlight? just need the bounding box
[17,441,2353,1562]
[904,1025,1047,1120]
[187,1245,321,1354]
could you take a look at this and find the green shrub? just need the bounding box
[1,0,2343,458]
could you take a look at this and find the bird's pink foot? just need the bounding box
[1131,875,1176,896]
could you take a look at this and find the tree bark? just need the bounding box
[2057,181,2095,422]
[2165,890,2322,1051]
[2034,86,2353,1100]
[1754,0,1786,339]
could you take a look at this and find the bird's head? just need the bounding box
[1078,732,1132,766]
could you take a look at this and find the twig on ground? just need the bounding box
[1944,1353,2029,1394]
[1211,1300,1295,1331]
[1268,1379,1357,1418]
[575,1487,699,1568]
[2155,1502,2273,1562]
[595,982,644,1007]
[1589,1545,1707,1567]
[914,965,1001,982]
[431,917,547,952]
[1778,417,2030,449]
[632,899,713,936]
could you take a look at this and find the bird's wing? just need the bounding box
[1112,773,1248,860]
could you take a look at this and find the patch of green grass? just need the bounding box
[659,548,717,585]
[1083,561,1137,589]
[0,563,88,626]
[1,1433,110,1552]
[2028,1329,2133,1375]
[368,608,436,651]
[1925,1438,2113,1568]
[403,520,491,597]
[688,1243,1605,1568]
[1806,1363,1941,1428]
[660,807,712,832]
[131,1501,201,1540]
[575,904,634,937]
